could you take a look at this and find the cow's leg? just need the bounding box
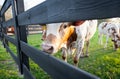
[98,33,103,45]
[113,42,118,50]
[85,40,90,57]
[69,41,77,57]
[80,48,84,58]
[61,47,67,62]
[74,39,85,66]
[104,35,109,48]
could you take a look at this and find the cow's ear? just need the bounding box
[59,23,64,32]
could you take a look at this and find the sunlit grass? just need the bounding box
[0,42,23,79]
[27,32,120,79]
[0,31,120,79]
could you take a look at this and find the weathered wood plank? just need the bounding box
[17,2,47,26]
[1,0,12,15]
[4,34,17,45]
[2,18,14,28]
[23,64,35,79]
[17,0,120,26]
[21,41,100,79]
[4,43,18,65]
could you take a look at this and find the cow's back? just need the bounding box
[86,20,98,41]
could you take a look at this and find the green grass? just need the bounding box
[0,31,120,79]
[78,31,120,79]
[0,42,23,79]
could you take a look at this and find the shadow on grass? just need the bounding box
[35,45,40,48]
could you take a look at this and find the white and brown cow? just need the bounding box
[105,17,120,23]
[41,22,75,54]
[41,20,97,66]
[98,22,120,50]
[73,20,97,66]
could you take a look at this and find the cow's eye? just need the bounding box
[64,25,67,29]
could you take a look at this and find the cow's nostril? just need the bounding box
[48,46,53,51]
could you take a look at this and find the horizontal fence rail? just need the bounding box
[17,2,48,25]
[4,43,18,64]
[17,0,120,26]
[20,41,100,79]
[2,18,14,28]
[4,34,17,45]
[23,64,35,79]
[0,0,120,79]
[1,0,12,15]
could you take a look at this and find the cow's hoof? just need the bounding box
[114,48,118,51]
[80,54,85,58]
[85,54,89,57]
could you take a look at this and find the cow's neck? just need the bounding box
[58,26,75,49]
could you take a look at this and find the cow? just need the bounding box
[72,20,97,66]
[7,26,14,33]
[41,22,75,54]
[41,20,97,66]
[98,22,120,50]
[105,17,120,23]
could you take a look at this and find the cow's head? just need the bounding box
[109,26,120,50]
[112,34,120,50]
[41,23,75,54]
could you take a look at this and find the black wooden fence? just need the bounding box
[0,0,120,79]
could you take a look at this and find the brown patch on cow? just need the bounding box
[111,34,120,50]
[114,42,118,49]
[46,34,57,44]
[59,23,65,32]
[62,55,66,60]
[59,23,68,37]
[111,27,116,33]
[74,56,78,65]
[7,26,14,33]
[108,27,117,37]
[74,60,78,64]
[59,24,75,42]
[102,23,107,29]
[116,35,120,40]
[57,23,76,50]
[111,28,118,39]
[67,28,77,48]
[72,21,85,26]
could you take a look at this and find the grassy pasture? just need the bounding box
[0,30,120,79]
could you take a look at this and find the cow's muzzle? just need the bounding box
[41,44,54,54]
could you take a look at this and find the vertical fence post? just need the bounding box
[0,13,2,40]
[1,13,5,47]
[11,0,23,74]
[11,0,29,74]
[15,0,30,72]
[0,12,9,50]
